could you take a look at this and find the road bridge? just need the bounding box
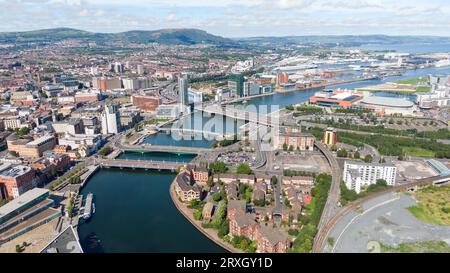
[118,144,212,155]
[96,159,185,171]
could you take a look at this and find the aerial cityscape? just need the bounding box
[0,0,450,258]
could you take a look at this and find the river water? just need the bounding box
[78,51,450,253]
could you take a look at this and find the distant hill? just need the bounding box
[0,27,235,46]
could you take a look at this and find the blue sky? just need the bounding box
[1,0,450,37]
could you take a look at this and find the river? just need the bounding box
[78,49,450,253]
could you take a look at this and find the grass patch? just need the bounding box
[380,241,450,253]
[408,185,450,225]
[401,146,436,158]
[416,86,431,92]
[396,77,427,85]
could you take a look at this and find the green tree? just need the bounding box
[353,151,360,159]
[337,149,348,158]
[282,143,288,151]
[236,163,253,175]
[364,154,373,163]
[212,193,222,202]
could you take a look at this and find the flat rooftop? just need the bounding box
[26,135,54,146]
[360,96,414,108]
[0,165,31,179]
[0,188,49,219]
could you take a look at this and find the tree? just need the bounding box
[270,176,277,186]
[288,145,294,152]
[337,149,348,158]
[353,151,360,159]
[212,193,222,202]
[209,161,227,173]
[218,220,229,238]
[364,154,373,163]
[15,245,21,253]
[236,163,253,175]
[282,143,288,151]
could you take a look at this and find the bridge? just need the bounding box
[157,127,233,139]
[118,144,212,155]
[96,159,185,171]
[314,142,342,233]
[195,105,280,127]
[312,174,450,253]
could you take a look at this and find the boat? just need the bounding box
[83,193,94,220]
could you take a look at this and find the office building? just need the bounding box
[179,75,189,108]
[0,163,35,199]
[244,82,261,96]
[228,73,244,97]
[276,72,289,86]
[188,90,204,104]
[343,161,397,193]
[101,103,121,134]
[7,135,56,158]
[52,119,84,135]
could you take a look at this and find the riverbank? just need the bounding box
[169,180,242,253]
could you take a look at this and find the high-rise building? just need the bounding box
[178,75,189,111]
[343,161,397,193]
[322,127,338,146]
[228,73,244,97]
[276,72,289,86]
[137,65,145,75]
[110,62,124,73]
[101,103,121,135]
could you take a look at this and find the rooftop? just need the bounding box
[360,96,414,108]
[0,188,49,219]
[0,165,32,178]
[41,225,83,253]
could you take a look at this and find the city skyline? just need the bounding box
[2,0,450,37]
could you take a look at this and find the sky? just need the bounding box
[1,0,450,37]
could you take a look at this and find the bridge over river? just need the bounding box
[95,158,185,171]
[118,144,212,155]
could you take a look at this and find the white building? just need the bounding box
[178,75,189,111]
[343,161,397,193]
[156,104,182,119]
[416,75,450,109]
[58,133,102,152]
[188,90,203,104]
[101,104,120,135]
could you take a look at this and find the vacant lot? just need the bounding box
[408,186,450,226]
[380,241,450,253]
[401,146,436,158]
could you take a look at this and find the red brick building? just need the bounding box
[131,95,161,112]
[0,164,35,199]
